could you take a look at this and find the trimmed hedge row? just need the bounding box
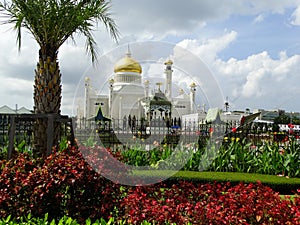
[132,170,300,195]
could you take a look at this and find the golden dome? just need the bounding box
[164,59,173,65]
[114,52,142,74]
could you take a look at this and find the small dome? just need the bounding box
[114,52,142,74]
[164,59,173,65]
[150,89,171,106]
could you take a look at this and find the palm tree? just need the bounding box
[0,0,119,156]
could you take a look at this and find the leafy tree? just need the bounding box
[0,0,119,155]
[273,114,291,125]
[272,114,291,132]
[291,116,300,125]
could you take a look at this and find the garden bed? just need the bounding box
[132,170,300,195]
[1,141,300,224]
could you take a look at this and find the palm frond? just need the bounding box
[0,0,119,62]
[93,1,120,42]
[78,24,98,62]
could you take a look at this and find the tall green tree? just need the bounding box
[0,0,119,155]
[274,114,291,125]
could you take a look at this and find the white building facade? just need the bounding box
[80,50,198,123]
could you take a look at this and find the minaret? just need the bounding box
[164,59,173,100]
[109,78,114,117]
[127,44,131,57]
[84,77,90,119]
[190,82,197,113]
[144,80,150,98]
[156,82,163,92]
[224,96,229,112]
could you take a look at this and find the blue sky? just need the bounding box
[214,11,300,60]
[1,0,300,115]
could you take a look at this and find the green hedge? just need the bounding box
[132,170,300,194]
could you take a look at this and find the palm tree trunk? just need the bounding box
[33,52,62,156]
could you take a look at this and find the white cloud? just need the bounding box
[112,0,300,39]
[0,76,33,109]
[177,31,237,64]
[1,1,300,114]
[171,29,300,111]
[253,14,265,24]
[241,68,265,98]
[291,5,300,25]
[213,50,300,110]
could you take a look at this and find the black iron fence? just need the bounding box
[74,117,278,148]
[0,113,74,159]
[1,114,297,159]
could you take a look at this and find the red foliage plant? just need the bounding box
[1,145,300,224]
[120,181,300,224]
[0,146,123,223]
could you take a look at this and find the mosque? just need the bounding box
[80,50,199,127]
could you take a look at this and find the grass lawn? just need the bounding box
[132,170,300,194]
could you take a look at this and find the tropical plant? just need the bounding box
[0,0,119,155]
[0,145,123,223]
[120,181,300,224]
[106,138,300,177]
[0,213,120,225]
[2,144,300,224]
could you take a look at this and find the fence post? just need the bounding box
[8,115,16,159]
[46,114,54,156]
[69,118,75,146]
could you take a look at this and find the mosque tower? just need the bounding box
[190,82,197,113]
[144,80,150,99]
[109,78,114,118]
[164,59,173,100]
[84,77,90,118]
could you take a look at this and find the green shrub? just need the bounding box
[0,214,120,225]
[110,139,300,178]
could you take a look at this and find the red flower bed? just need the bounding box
[120,181,300,224]
[1,145,300,224]
[0,146,123,223]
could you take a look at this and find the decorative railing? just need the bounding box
[0,113,74,159]
[74,117,275,148]
[1,114,296,159]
